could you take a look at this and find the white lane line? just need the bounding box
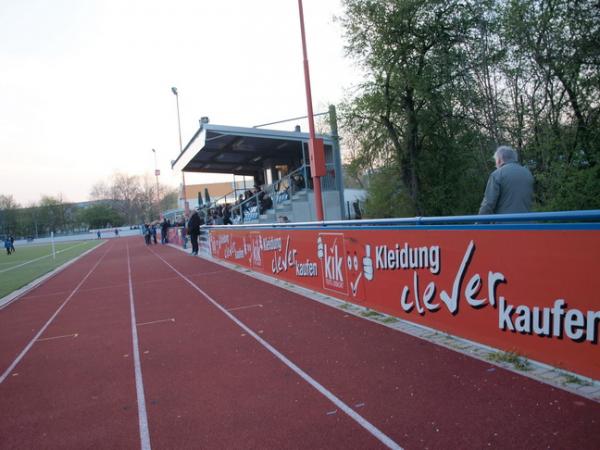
[149,248,402,450]
[226,304,263,312]
[0,244,112,385]
[37,333,79,342]
[126,244,152,450]
[0,242,88,274]
[188,269,230,277]
[137,318,175,327]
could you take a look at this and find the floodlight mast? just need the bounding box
[297,0,325,222]
[172,86,189,215]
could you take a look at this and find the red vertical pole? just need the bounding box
[297,0,325,222]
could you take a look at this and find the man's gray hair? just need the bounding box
[494,145,518,163]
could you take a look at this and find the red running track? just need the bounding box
[0,237,599,449]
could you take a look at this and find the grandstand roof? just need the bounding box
[171,123,334,176]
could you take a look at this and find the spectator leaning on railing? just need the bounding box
[479,145,534,215]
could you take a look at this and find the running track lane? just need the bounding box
[0,242,142,449]
[128,238,394,449]
[149,240,600,449]
[1,237,599,449]
[0,242,109,375]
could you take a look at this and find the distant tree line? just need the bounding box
[339,0,599,218]
[0,173,178,238]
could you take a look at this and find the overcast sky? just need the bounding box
[0,0,362,205]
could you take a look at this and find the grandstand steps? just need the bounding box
[259,190,311,224]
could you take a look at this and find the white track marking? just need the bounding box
[137,318,175,327]
[149,248,403,450]
[126,244,151,450]
[0,244,112,384]
[226,304,263,312]
[0,242,88,274]
[37,333,79,342]
[188,269,229,277]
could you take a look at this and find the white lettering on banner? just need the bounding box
[271,236,297,274]
[390,239,599,343]
[212,233,231,254]
[375,243,440,274]
[224,243,235,259]
[439,240,475,314]
[263,237,282,251]
[324,243,344,288]
[399,241,478,316]
[222,231,599,347]
[252,241,262,266]
[498,298,600,342]
[296,260,318,277]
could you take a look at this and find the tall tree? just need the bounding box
[340,0,492,215]
[502,0,600,209]
[339,0,600,216]
[0,195,20,235]
[77,204,124,229]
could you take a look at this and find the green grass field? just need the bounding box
[0,240,103,300]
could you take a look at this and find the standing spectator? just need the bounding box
[214,210,224,225]
[260,193,272,214]
[143,224,151,245]
[161,219,169,244]
[187,208,202,256]
[353,201,363,220]
[9,235,15,253]
[151,223,158,244]
[479,146,534,215]
[97,230,101,239]
[223,205,232,225]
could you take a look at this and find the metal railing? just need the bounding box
[208,209,600,230]
[230,166,309,224]
[201,187,248,212]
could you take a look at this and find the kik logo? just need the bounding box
[325,244,343,283]
[318,233,348,293]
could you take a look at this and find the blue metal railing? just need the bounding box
[207,209,600,229]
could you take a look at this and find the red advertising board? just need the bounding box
[167,227,185,247]
[209,227,600,380]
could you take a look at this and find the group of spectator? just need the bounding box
[142,218,174,246]
[4,236,15,255]
[142,223,157,245]
[232,185,274,217]
[202,204,232,226]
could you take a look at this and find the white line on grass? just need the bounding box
[126,244,152,450]
[148,248,403,450]
[0,244,112,384]
[0,242,88,274]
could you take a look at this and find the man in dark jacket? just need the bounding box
[479,146,534,215]
[187,209,203,256]
[160,219,169,244]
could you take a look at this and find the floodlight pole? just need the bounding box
[172,86,189,215]
[152,148,160,208]
[297,0,324,222]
